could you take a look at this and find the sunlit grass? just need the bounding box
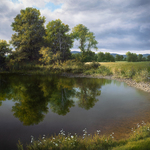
[85,61,150,82]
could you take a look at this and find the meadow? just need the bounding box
[84,61,150,82]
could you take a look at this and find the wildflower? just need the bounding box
[53,137,55,140]
[55,143,58,146]
[71,136,74,139]
[31,135,34,143]
[112,136,114,138]
[112,132,114,134]
[110,134,112,136]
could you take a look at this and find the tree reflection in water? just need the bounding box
[0,74,112,125]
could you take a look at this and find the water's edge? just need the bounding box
[61,73,150,93]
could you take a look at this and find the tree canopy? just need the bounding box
[0,40,12,68]
[42,19,73,63]
[71,24,98,53]
[11,7,45,62]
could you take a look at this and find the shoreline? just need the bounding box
[61,73,150,93]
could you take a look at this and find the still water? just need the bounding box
[0,74,150,150]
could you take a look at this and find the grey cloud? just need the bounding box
[0,0,150,53]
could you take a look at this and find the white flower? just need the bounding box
[71,136,74,139]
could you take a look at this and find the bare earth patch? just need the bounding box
[61,73,150,93]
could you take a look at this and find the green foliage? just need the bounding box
[138,54,143,61]
[71,24,98,53]
[39,47,53,64]
[11,7,45,62]
[115,54,124,61]
[126,51,138,62]
[133,69,149,82]
[147,55,150,61]
[44,19,73,62]
[73,51,97,62]
[84,65,112,76]
[97,52,115,62]
[0,40,12,69]
[84,61,100,69]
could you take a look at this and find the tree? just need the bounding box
[138,54,143,61]
[97,52,105,62]
[126,51,132,62]
[11,7,45,63]
[0,40,12,68]
[82,51,96,62]
[115,54,124,61]
[71,24,98,53]
[104,52,115,62]
[147,55,150,61]
[142,57,146,61]
[126,51,137,62]
[115,54,120,61]
[44,19,73,62]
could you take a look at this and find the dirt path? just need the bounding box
[61,73,150,93]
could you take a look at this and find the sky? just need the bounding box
[0,0,150,54]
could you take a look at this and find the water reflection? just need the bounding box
[0,74,112,125]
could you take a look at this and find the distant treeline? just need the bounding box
[72,51,150,62]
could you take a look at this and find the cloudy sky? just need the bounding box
[1,0,150,54]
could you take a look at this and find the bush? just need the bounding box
[133,69,149,82]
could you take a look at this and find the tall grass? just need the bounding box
[18,122,150,150]
[97,61,150,82]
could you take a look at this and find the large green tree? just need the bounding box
[43,19,73,62]
[11,7,45,62]
[71,24,98,53]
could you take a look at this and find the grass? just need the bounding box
[3,60,150,83]
[18,122,150,150]
[85,61,150,82]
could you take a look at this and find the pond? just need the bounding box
[0,74,150,150]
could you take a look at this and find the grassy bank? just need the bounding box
[2,61,150,83]
[18,122,150,150]
[84,61,150,83]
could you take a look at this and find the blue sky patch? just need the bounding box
[45,2,62,12]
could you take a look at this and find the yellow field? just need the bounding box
[86,61,150,72]
[85,61,150,82]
